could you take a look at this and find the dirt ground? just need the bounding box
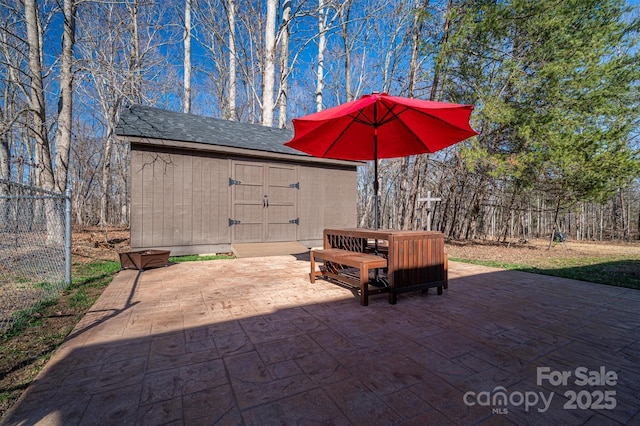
[444,237,640,267]
[70,227,640,266]
[71,226,132,263]
[68,226,640,271]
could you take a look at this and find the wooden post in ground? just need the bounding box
[417,191,441,231]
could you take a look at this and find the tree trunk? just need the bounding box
[619,189,628,241]
[408,0,428,98]
[226,0,237,120]
[466,175,488,239]
[277,0,292,129]
[359,192,374,228]
[26,0,63,244]
[0,29,14,182]
[183,0,192,113]
[126,0,142,103]
[429,0,452,101]
[500,189,518,243]
[0,133,9,182]
[262,0,277,126]
[402,155,427,229]
[25,0,54,192]
[99,106,118,225]
[316,0,327,112]
[340,1,353,102]
[637,203,640,240]
[397,157,410,229]
[53,0,76,194]
[547,197,563,250]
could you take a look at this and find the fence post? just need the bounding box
[65,186,72,285]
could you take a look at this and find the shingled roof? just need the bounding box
[116,105,305,157]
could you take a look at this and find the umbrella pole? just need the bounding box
[373,113,379,230]
[372,128,388,288]
[374,156,379,230]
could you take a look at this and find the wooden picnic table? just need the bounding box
[311,228,448,305]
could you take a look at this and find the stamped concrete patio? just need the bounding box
[1,255,639,425]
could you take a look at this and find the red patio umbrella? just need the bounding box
[285,92,478,229]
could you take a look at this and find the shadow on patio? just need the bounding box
[1,257,639,425]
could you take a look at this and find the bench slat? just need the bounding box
[310,248,388,306]
[312,248,387,268]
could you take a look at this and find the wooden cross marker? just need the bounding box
[417,191,442,231]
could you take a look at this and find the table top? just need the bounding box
[324,228,443,239]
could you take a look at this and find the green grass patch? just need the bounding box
[68,288,92,309]
[1,298,58,340]
[2,261,120,340]
[72,260,121,286]
[449,257,640,289]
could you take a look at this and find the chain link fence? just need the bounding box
[0,179,72,334]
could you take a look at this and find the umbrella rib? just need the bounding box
[322,119,360,156]
[350,110,375,127]
[377,105,409,127]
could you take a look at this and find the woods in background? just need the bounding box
[1,0,639,240]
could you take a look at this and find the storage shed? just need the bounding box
[116,105,360,256]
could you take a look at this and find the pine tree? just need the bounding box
[445,0,640,240]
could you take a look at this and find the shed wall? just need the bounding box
[297,165,357,245]
[130,144,358,254]
[131,148,230,254]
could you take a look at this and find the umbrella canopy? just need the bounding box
[285,92,478,228]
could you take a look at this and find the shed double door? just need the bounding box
[230,161,298,243]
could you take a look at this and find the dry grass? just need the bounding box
[445,238,640,288]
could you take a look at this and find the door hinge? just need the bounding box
[229,178,242,186]
[289,182,300,189]
[228,218,241,226]
[289,218,299,225]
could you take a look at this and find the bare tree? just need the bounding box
[24,0,54,192]
[226,0,237,120]
[407,0,428,98]
[277,0,292,128]
[0,7,28,183]
[262,0,277,126]
[69,121,102,225]
[183,0,192,113]
[52,0,76,193]
[338,0,355,102]
[23,0,68,244]
[191,0,231,118]
[315,0,327,111]
[76,0,175,225]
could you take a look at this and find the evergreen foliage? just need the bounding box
[446,0,640,208]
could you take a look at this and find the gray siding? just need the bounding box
[130,142,358,254]
[131,148,230,253]
[298,164,357,245]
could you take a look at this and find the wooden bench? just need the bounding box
[310,248,388,306]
